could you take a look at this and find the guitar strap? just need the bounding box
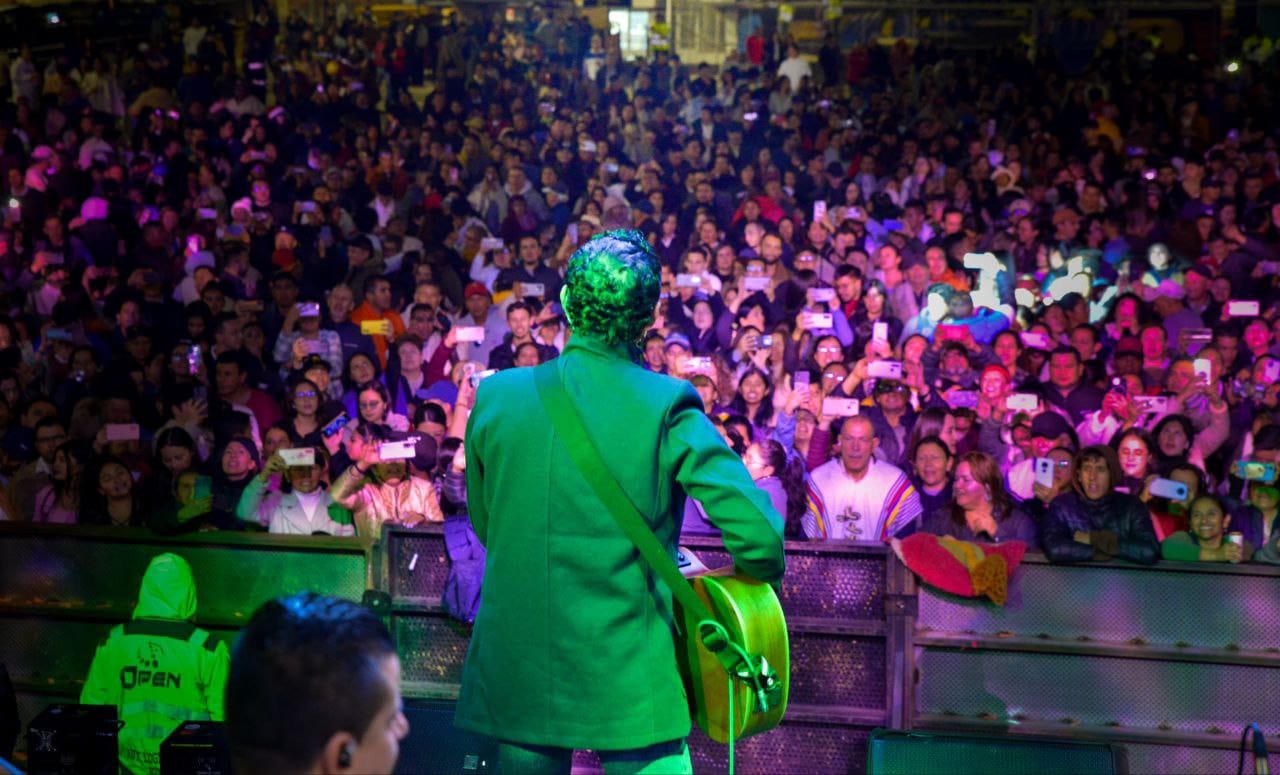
[532,361,738,669]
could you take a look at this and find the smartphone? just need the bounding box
[1258,261,1280,274]
[743,111,758,122]
[822,397,861,417]
[1226,300,1261,318]
[684,357,714,374]
[280,447,316,467]
[321,413,350,438]
[480,237,505,251]
[298,201,318,214]
[1235,461,1278,482]
[567,223,579,243]
[1006,393,1038,412]
[378,440,417,461]
[757,335,774,349]
[810,287,837,304]
[872,322,889,342]
[196,207,218,220]
[104,423,141,442]
[303,339,325,355]
[1020,332,1052,351]
[1132,395,1169,414]
[360,320,392,337]
[947,390,979,409]
[522,283,546,298]
[187,344,202,376]
[469,368,498,388]
[456,326,486,343]
[46,328,72,342]
[743,276,770,292]
[813,200,827,223]
[937,324,967,341]
[794,371,811,390]
[805,312,835,330]
[675,273,702,288]
[867,360,903,380]
[1148,477,1190,501]
[1033,458,1056,489]
[297,302,321,317]
[1193,358,1212,384]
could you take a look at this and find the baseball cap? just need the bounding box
[664,332,691,352]
[464,282,491,299]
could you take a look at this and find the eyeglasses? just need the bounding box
[817,346,842,354]
[294,391,318,399]
[358,400,384,409]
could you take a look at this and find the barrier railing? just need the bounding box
[912,554,1280,774]
[2,522,1276,774]
[0,523,371,735]
[378,526,915,773]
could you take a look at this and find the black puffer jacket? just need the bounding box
[1041,489,1159,565]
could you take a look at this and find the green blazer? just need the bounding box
[456,334,786,750]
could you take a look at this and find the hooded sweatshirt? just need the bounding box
[81,553,229,775]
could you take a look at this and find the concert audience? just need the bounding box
[0,4,1276,571]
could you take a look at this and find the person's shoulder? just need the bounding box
[872,456,909,478]
[812,457,842,480]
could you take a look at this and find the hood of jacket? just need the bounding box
[132,552,197,621]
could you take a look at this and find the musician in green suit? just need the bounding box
[457,229,786,773]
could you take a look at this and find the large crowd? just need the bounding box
[1,4,1279,567]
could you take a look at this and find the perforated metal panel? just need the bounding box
[791,632,886,709]
[780,550,885,620]
[387,531,451,599]
[917,559,1280,651]
[689,721,871,774]
[918,649,1280,737]
[394,614,471,686]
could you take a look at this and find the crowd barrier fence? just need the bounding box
[2,522,1276,773]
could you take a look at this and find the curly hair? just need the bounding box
[561,229,661,347]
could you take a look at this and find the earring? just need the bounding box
[338,745,353,768]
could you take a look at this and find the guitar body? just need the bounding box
[672,564,789,743]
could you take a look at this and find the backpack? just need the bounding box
[442,514,486,624]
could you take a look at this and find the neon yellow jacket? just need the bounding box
[80,553,229,775]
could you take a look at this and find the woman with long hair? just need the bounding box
[921,451,1038,545]
[286,377,324,443]
[1112,427,1156,494]
[33,441,91,523]
[81,455,147,527]
[728,367,777,442]
[745,440,809,539]
[352,381,410,434]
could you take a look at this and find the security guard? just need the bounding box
[81,553,229,775]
